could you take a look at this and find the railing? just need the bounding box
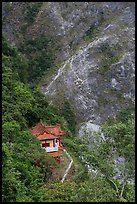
[44,146,58,152]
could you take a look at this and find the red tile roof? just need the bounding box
[29,121,45,136]
[37,133,59,141]
[30,121,65,137]
[43,124,65,136]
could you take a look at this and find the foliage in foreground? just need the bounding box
[75,108,135,202]
[2,37,66,202]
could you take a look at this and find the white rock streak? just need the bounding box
[61,149,73,183]
[44,59,71,94]
[44,35,110,95]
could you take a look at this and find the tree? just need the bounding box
[79,109,135,201]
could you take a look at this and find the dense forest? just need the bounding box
[2,33,135,202]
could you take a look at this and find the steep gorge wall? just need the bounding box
[2,2,135,125]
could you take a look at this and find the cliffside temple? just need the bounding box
[30,121,65,163]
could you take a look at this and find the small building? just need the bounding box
[30,121,65,163]
[38,133,61,152]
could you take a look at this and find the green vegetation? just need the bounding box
[2,36,88,202]
[38,63,62,89]
[99,55,119,75]
[83,25,99,42]
[78,108,135,202]
[109,87,123,98]
[2,32,134,202]
[59,100,77,134]
[18,34,55,83]
[98,95,108,106]
[2,37,69,202]
[97,43,123,75]
[25,2,43,25]
[2,36,29,83]
[45,114,135,202]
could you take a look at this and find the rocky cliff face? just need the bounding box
[2,2,135,126]
[40,2,135,125]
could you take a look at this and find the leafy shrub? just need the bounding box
[25,2,43,24]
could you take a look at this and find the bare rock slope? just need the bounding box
[40,2,135,124]
[3,2,135,125]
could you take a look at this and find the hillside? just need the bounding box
[2,2,135,125]
[2,2,135,202]
[2,36,87,201]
